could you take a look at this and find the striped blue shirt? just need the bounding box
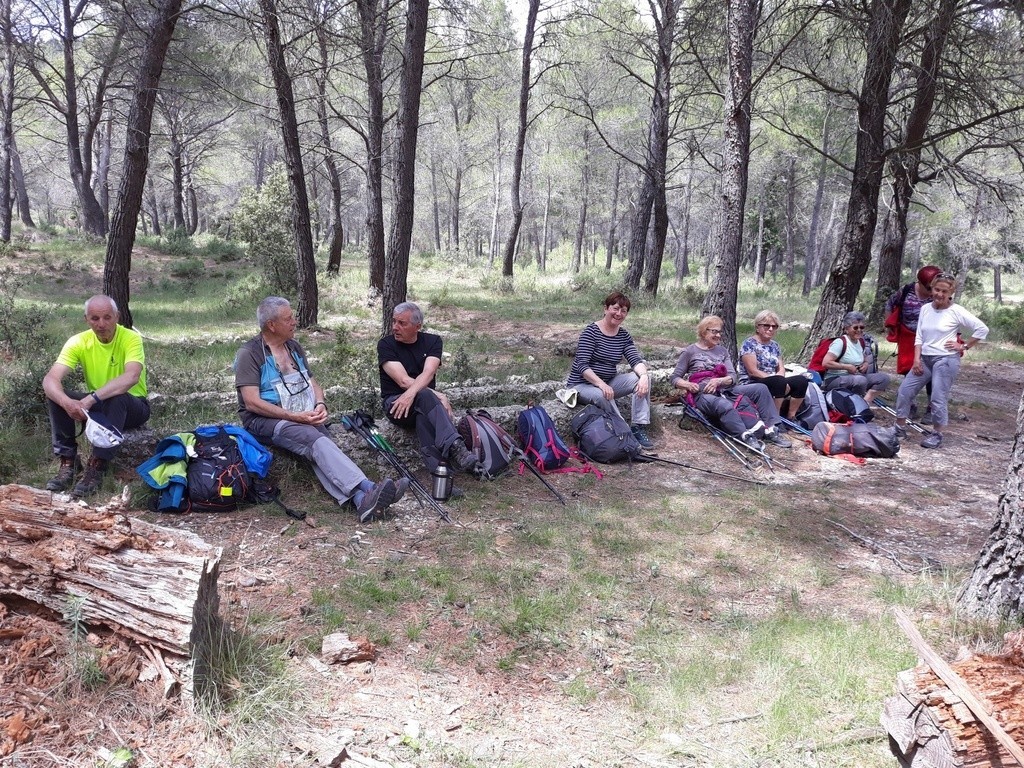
[567,323,644,386]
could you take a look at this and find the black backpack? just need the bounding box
[826,389,874,423]
[185,427,254,511]
[570,405,643,464]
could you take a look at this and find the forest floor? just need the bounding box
[2,306,1022,768]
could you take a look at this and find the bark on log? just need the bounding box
[882,626,1024,768]
[0,484,222,657]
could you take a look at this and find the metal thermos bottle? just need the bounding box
[431,462,453,501]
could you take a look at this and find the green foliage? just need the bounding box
[449,344,477,382]
[198,235,245,262]
[0,267,53,359]
[324,324,380,411]
[169,256,205,281]
[233,166,298,294]
[61,595,108,691]
[988,302,1024,345]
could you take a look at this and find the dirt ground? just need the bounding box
[2,356,1021,768]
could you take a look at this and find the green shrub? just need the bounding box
[170,257,205,280]
[201,236,244,262]
[233,166,298,294]
[990,302,1024,345]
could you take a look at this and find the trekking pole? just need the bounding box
[777,415,813,438]
[872,397,933,435]
[635,453,766,485]
[341,412,454,524]
[510,447,567,505]
[674,404,756,471]
[354,415,455,524]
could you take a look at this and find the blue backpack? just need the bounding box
[517,404,572,471]
[518,403,602,477]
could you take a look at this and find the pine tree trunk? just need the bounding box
[356,0,387,294]
[259,0,318,327]
[382,0,428,330]
[103,0,184,329]
[799,0,913,361]
[701,0,755,357]
[958,390,1024,618]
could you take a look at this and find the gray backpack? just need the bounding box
[811,422,899,458]
[570,405,643,464]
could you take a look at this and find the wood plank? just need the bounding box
[893,607,1024,767]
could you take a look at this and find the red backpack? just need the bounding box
[807,336,863,376]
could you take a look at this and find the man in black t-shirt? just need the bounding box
[378,302,477,474]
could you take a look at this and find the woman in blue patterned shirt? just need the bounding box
[738,309,809,422]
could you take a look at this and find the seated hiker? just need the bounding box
[377,301,478,476]
[43,294,151,497]
[821,311,890,404]
[671,315,791,448]
[234,297,406,522]
[564,291,654,449]
[739,309,808,422]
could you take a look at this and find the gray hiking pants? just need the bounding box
[574,372,651,426]
[895,354,959,427]
[246,417,366,504]
[823,372,891,397]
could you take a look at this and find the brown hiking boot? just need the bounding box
[71,457,108,498]
[46,456,82,492]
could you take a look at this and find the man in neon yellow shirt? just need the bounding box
[43,295,150,497]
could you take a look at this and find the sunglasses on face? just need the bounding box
[757,323,779,329]
[850,325,865,331]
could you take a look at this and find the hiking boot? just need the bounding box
[920,432,943,450]
[357,479,397,522]
[447,440,479,472]
[764,429,792,448]
[742,436,764,452]
[393,477,411,504]
[71,457,107,498]
[631,425,654,450]
[46,456,81,492]
[921,410,933,425]
[894,424,907,440]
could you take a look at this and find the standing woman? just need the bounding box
[565,291,654,448]
[739,310,809,422]
[894,273,988,449]
[821,311,891,404]
[885,265,942,375]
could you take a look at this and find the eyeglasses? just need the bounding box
[279,370,310,396]
[757,323,779,329]
[707,329,723,335]
[850,325,866,330]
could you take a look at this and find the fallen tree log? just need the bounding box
[0,484,222,657]
[882,611,1024,767]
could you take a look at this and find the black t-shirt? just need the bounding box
[377,332,443,399]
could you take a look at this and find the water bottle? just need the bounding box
[431,462,452,501]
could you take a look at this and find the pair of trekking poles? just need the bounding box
[340,410,455,524]
[668,400,786,475]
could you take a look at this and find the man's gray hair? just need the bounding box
[393,301,423,326]
[841,310,866,330]
[84,295,118,315]
[258,296,291,330]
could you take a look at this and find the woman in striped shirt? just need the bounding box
[565,292,654,448]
